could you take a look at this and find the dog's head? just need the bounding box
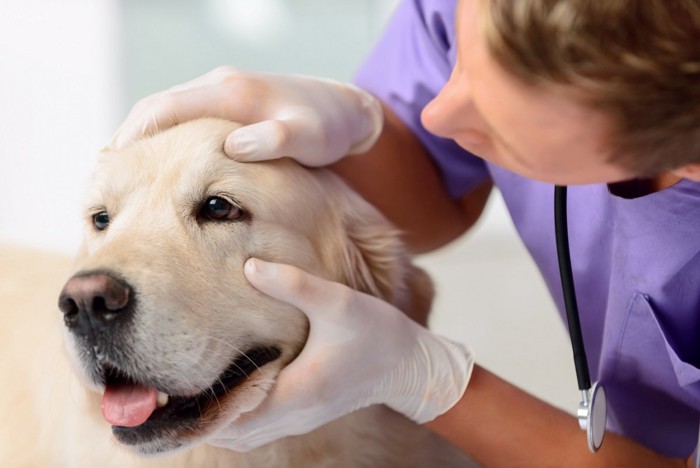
[58,118,431,455]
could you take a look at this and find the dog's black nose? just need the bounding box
[58,272,133,331]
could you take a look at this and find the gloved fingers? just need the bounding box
[105,102,155,150]
[209,418,284,452]
[106,67,383,166]
[207,436,261,453]
[207,376,327,452]
[108,83,263,150]
[224,120,297,162]
[166,65,241,92]
[107,92,184,149]
[243,258,353,319]
[225,114,348,165]
[343,84,384,155]
[209,407,342,452]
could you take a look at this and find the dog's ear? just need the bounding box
[328,183,434,326]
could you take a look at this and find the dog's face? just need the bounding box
[58,119,424,455]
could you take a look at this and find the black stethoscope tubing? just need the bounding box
[554,186,700,460]
[554,185,606,452]
[554,186,592,391]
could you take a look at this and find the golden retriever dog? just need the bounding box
[0,119,474,467]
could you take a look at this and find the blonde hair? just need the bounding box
[480,0,700,176]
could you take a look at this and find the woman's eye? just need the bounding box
[200,196,243,222]
[93,211,110,231]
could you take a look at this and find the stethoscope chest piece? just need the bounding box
[577,381,607,452]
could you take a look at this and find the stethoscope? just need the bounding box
[556,186,700,462]
[554,185,607,452]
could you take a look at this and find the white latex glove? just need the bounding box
[208,258,474,452]
[108,67,383,165]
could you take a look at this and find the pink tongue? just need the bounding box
[101,383,158,427]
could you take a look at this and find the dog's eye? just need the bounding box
[92,211,110,231]
[200,196,243,222]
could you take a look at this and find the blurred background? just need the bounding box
[0,0,577,416]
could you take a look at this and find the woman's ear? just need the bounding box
[671,163,700,181]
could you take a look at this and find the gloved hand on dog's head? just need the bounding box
[108,67,383,166]
[206,258,474,452]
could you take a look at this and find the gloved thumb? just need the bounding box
[243,258,347,317]
[225,121,291,162]
[225,117,349,166]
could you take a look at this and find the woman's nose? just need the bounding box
[421,66,490,146]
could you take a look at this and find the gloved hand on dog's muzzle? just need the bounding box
[207,258,474,452]
[108,67,383,165]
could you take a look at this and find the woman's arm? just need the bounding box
[332,104,492,253]
[428,365,693,467]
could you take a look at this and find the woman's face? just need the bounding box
[421,0,635,185]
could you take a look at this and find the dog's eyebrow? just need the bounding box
[86,204,107,215]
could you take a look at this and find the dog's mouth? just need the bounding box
[100,346,281,447]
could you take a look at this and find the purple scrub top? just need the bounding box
[355,0,700,458]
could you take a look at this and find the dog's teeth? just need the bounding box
[156,391,169,408]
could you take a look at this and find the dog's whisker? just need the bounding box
[236,350,263,377]
[201,335,266,377]
[162,350,211,392]
[207,383,224,414]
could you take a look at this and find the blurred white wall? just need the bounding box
[0,0,122,253]
[119,0,402,106]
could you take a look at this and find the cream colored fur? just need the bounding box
[0,119,474,467]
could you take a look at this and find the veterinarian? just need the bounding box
[109,0,700,465]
